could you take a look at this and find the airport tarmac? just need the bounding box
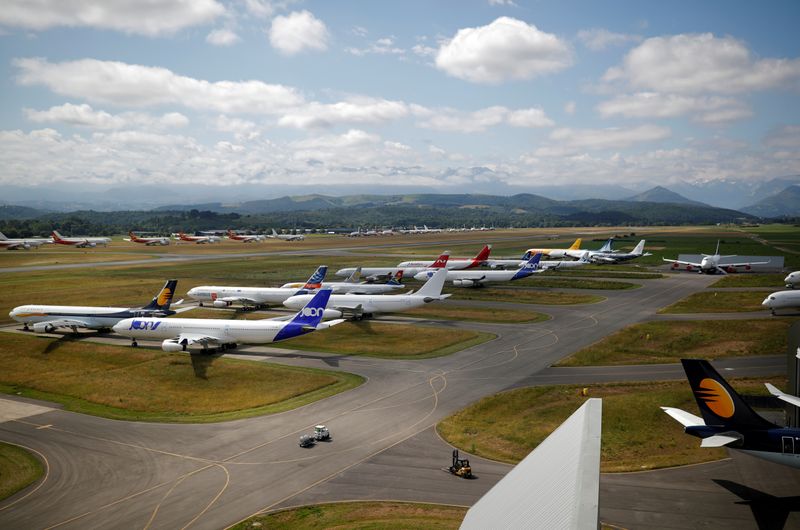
[1,271,798,529]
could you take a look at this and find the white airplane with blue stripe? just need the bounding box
[112,289,343,352]
[413,253,545,287]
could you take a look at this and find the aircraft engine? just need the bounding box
[323,308,343,319]
[161,339,186,352]
[453,279,476,287]
[726,266,737,273]
[32,322,56,333]
[86,242,97,247]
[685,265,693,271]
[671,263,679,269]
[212,300,232,308]
[744,265,751,271]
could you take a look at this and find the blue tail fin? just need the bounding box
[512,253,542,280]
[302,266,328,290]
[273,289,333,342]
[142,280,178,311]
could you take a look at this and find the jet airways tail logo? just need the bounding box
[696,378,735,418]
[128,320,161,331]
[157,288,173,306]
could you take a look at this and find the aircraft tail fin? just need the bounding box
[632,240,646,255]
[288,289,332,327]
[681,359,776,430]
[474,244,492,262]
[430,252,450,269]
[415,268,447,297]
[598,238,614,252]
[512,253,542,279]
[569,238,582,250]
[302,265,328,290]
[142,279,178,311]
[521,250,532,260]
[0,231,7,240]
[344,266,362,283]
[387,270,404,285]
[52,230,63,241]
[714,240,720,255]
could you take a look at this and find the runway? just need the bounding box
[1,271,798,529]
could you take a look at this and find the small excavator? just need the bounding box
[448,449,473,479]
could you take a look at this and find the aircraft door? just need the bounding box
[782,436,794,454]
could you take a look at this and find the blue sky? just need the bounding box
[1,0,799,200]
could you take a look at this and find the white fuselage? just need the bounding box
[187,286,302,305]
[281,281,402,294]
[396,259,475,271]
[785,271,800,288]
[414,269,520,284]
[114,317,285,344]
[336,266,424,278]
[9,305,142,329]
[485,258,587,270]
[283,293,440,316]
[762,290,800,312]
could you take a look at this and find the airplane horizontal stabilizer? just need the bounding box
[312,319,346,330]
[661,406,705,427]
[765,383,800,408]
[700,432,742,447]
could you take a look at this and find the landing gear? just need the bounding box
[23,323,29,331]
[131,340,138,347]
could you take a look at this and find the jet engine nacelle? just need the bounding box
[323,308,343,319]
[85,242,97,248]
[453,279,477,287]
[212,300,232,308]
[744,265,751,271]
[161,339,186,352]
[685,265,693,271]
[726,266,737,273]
[671,263,679,269]
[32,322,56,333]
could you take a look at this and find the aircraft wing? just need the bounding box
[765,383,800,408]
[219,296,261,305]
[701,432,743,447]
[661,406,705,427]
[721,260,771,268]
[39,318,94,330]
[662,258,701,267]
[177,333,223,347]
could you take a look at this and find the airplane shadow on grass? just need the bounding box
[714,479,800,530]
[42,334,79,355]
[189,352,222,380]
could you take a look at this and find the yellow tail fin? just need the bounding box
[569,238,582,250]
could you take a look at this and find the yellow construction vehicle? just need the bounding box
[449,449,472,478]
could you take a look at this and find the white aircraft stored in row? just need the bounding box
[226,229,263,242]
[51,230,111,247]
[485,252,590,270]
[113,289,343,352]
[268,229,305,241]
[175,231,220,244]
[0,231,52,250]
[414,253,545,287]
[397,245,491,271]
[124,231,170,246]
[663,241,770,274]
[186,266,327,309]
[335,252,451,281]
[785,271,800,288]
[282,269,405,295]
[9,280,183,333]
[585,240,651,264]
[762,290,800,315]
[283,267,450,320]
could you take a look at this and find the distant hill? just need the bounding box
[624,186,707,206]
[741,185,800,218]
[0,204,50,220]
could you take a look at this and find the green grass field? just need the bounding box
[660,290,770,313]
[263,321,495,359]
[233,502,467,530]
[0,333,363,422]
[402,304,549,323]
[523,278,640,290]
[447,287,604,305]
[0,442,43,501]
[438,378,783,472]
[556,319,790,366]
[709,273,787,288]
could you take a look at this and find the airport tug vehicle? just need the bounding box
[448,449,472,478]
[313,424,331,441]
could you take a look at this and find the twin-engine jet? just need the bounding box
[186,266,328,309]
[283,267,450,320]
[113,289,342,352]
[762,290,800,315]
[0,231,52,250]
[663,241,769,274]
[267,229,305,241]
[9,280,183,333]
[414,253,545,287]
[334,245,490,280]
[281,268,405,295]
[51,230,111,247]
[525,238,582,259]
[227,229,263,242]
[175,231,221,244]
[585,240,651,264]
[125,231,170,246]
[662,359,800,469]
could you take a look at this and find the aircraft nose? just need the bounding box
[761,297,770,307]
[112,320,128,334]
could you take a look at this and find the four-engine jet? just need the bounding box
[662,359,800,469]
[113,288,342,352]
[176,231,220,244]
[226,229,263,242]
[51,230,111,247]
[663,241,769,274]
[586,239,651,264]
[0,231,52,250]
[9,280,182,333]
[125,231,170,246]
[414,253,544,287]
[268,229,305,241]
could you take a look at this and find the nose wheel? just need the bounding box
[131,339,138,347]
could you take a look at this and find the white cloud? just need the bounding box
[14,57,303,113]
[213,115,261,140]
[435,17,572,84]
[564,101,576,115]
[24,103,188,130]
[597,92,752,124]
[277,98,409,129]
[269,10,329,55]
[0,0,225,37]
[346,36,405,57]
[488,0,517,5]
[418,105,553,132]
[763,125,800,149]
[603,33,800,94]
[535,124,671,156]
[206,28,240,46]
[412,44,437,58]
[243,0,275,19]
[577,28,641,51]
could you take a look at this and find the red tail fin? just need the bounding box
[430,252,450,268]
[474,244,492,262]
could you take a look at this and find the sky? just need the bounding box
[1,0,799,202]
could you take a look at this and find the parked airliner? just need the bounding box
[9,280,182,333]
[282,269,405,295]
[414,253,544,287]
[113,289,343,352]
[785,271,800,288]
[396,245,491,271]
[51,230,111,247]
[762,290,800,315]
[227,229,263,242]
[586,240,651,264]
[526,238,581,259]
[268,229,305,241]
[186,266,327,309]
[125,231,170,246]
[663,241,769,274]
[663,359,800,469]
[0,231,52,250]
[176,231,220,244]
[335,252,451,281]
[283,268,450,320]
